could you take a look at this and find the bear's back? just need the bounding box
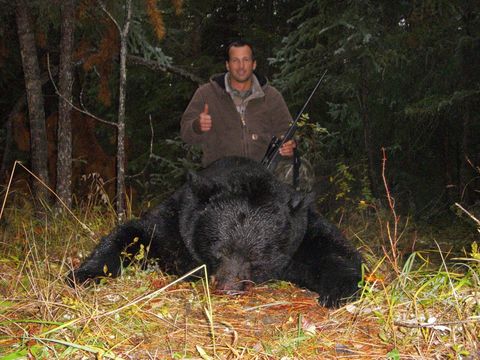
[198,156,288,202]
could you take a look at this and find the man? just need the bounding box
[181,40,296,167]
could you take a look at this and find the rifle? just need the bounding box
[261,69,328,170]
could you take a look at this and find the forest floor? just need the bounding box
[0,196,479,359]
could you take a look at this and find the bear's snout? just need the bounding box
[212,258,254,294]
[214,278,254,295]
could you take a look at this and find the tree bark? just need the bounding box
[0,98,22,184]
[115,0,132,222]
[0,65,60,185]
[56,0,76,209]
[15,0,49,201]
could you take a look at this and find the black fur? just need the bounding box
[68,157,362,307]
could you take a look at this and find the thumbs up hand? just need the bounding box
[199,103,212,132]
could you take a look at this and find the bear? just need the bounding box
[68,156,362,307]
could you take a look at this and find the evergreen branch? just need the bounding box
[127,54,204,84]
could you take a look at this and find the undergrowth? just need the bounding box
[0,189,479,359]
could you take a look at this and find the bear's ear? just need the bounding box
[288,192,315,214]
[187,171,220,202]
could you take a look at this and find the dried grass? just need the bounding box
[0,175,479,359]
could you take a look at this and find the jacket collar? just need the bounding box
[211,71,268,90]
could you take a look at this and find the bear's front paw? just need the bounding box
[65,268,96,287]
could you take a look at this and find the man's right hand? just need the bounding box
[198,103,212,132]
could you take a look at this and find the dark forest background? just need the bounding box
[0,0,479,227]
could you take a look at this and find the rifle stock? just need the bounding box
[261,70,328,169]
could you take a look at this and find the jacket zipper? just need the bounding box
[241,101,250,158]
[227,92,248,158]
[241,113,248,157]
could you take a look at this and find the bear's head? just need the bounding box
[179,166,313,293]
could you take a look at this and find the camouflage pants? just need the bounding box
[273,156,315,192]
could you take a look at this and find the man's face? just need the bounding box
[226,45,257,85]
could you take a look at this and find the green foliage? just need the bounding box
[129,136,201,206]
[295,113,331,163]
[272,0,480,215]
[1,0,479,220]
[386,348,400,360]
[405,90,480,118]
[313,159,373,214]
[128,15,172,65]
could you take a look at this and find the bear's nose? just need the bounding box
[213,278,254,295]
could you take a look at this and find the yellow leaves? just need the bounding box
[172,0,183,16]
[122,237,145,261]
[145,0,184,41]
[358,199,369,210]
[62,296,81,309]
[145,0,166,41]
[81,20,118,107]
[103,264,112,277]
[470,242,479,260]
[365,273,384,284]
[134,244,145,261]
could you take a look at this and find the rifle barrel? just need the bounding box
[264,69,328,168]
[292,69,328,126]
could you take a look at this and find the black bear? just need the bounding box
[68,157,362,307]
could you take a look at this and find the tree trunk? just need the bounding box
[115,0,132,222]
[0,99,22,184]
[0,65,59,185]
[56,0,76,210]
[15,0,49,201]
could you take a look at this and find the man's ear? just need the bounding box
[253,60,257,70]
[187,171,220,203]
[225,60,230,72]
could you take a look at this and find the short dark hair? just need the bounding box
[225,40,255,61]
